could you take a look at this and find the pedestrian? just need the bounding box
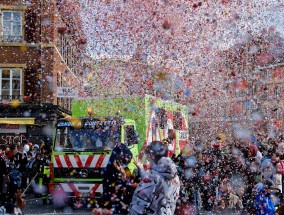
[39,145,51,205]
[129,141,180,215]
[102,140,133,214]
[30,153,42,197]
[271,152,284,193]
[0,149,7,205]
[18,146,28,190]
[8,162,22,204]
[255,179,276,215]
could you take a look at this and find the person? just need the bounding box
[255,179,276,215]
[39,145,51,205]
[8,162,22,204]
[0,198,25,215]
[30,153,42,197]
[129,141,180,215]
[0,150,7,205]
[162,129,176,158]
[102,140,133,214]
[271,152,284,193]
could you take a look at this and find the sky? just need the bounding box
[78,0,284,76]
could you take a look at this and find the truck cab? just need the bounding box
[49,116,138,208]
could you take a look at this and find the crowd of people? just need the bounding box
[0,140,51,215]
[96,132,284,215]
[172,134,284,215]
[2,132,284,215]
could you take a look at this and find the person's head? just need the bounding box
[263,178,275,193]
[181,143,194,158]
[238,186,245,197]
[36,153,41,160]
[167,130,176,140]
[19,146,24,153]
[33,144,39,151]
[113,143,133,166]
[145,141,168,164]
[23,144,30,154]
[248,144,258,158]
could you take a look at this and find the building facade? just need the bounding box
[0,0,87,146]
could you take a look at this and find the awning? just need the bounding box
[0,118,35,125]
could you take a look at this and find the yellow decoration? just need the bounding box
[219,133,226,141]
[99,117,105,122]
[10,100,20,108]
[87,107,93,116]
[68,117,82,129]
[155,71,167,81]
[87,73,93,82]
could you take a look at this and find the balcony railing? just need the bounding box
[0,95,37,103]
[0,35,23,43]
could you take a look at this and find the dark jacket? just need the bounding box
[102,143,133,213]
[0,156,7,180]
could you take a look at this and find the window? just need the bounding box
[124,125,138,147]
[58,35,75,70]
[156,108,166,129]
[1,11,22,42]
[174,111,182,130]
[0,68,22,100]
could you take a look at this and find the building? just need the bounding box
[0,0,87,146]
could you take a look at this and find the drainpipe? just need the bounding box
[39,0,43,105]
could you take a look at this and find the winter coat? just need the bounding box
[255,190,275,215]
[129,157,180,215]
[102,143,133,212]
[0,156,7,180]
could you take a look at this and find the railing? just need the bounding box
[0,35,23,43]
[0,95,22,101]
[0,95,37,103]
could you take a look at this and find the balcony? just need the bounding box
[0,35,23,43]
[0,95,37,103]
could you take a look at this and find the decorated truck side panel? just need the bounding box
[72,94,189,159]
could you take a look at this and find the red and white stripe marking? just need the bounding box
[53,155,110,168]
[55,183,103,196]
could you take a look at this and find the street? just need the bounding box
[24,194,93,215]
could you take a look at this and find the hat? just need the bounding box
[248,144,258,157]
[33,144,39,149]
[23,144,30,153]
[145,141,168,163]
[264,179,275,189]
[110,143,133,165]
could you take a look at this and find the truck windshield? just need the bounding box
[54,125,121,152]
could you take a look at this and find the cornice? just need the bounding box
[0,42,55,48]
[0,5,27,10]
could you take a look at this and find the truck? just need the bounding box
[48,94,188,208]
